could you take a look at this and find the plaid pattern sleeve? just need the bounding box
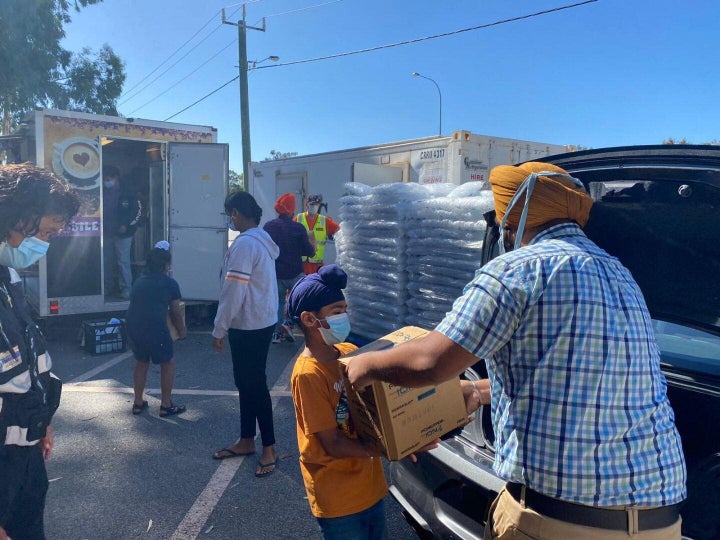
[436,223,686,507]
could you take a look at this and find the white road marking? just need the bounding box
[169,342,304,540]
[67,351,134,383]
[64,385,292,398]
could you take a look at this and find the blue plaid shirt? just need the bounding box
[437,223,686,507]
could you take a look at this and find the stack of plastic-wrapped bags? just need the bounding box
[335,181,495,340]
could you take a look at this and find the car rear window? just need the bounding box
[654,320,720,377]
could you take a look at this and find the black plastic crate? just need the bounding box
[80,319,126,355]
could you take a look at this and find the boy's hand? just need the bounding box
[212,337,225,352]
[407,438,441,463]
[39,425,54,460]
[0,525,11,540]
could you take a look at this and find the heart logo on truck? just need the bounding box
[73,152,90,167]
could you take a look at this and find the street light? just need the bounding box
[249,56,280,70]
[412,72,442,136]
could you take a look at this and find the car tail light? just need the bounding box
[49,300,60,315]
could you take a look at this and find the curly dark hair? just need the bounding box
[0,163,81,241]
[146,247,172,274]
[225,191,262,225]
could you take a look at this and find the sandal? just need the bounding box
[132,400,149,415]
[159,404,186,417]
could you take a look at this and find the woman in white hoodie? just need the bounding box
[211,191,280,477]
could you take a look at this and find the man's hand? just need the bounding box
[212,337,225,353]
[0,524,11,540]
[39,425,54,460]
[118,225,127,234]
[346,356,373,390]
[460,379,489,417]
[407,438,441,463]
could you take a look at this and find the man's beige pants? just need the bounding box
[484,488,681,540]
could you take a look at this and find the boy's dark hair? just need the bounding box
[146,247,171,273]
[0,163,80,240]
[225,191,262,225]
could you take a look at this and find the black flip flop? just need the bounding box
[212,447,255,460]
[255,458,278,477]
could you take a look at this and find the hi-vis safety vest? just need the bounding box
[297,213,326,263]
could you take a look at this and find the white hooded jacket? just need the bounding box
[212,227,279,337]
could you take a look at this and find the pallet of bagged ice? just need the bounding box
[336,182,427,339]
[404,182,494,328]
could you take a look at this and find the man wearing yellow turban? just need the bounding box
[347,162,685,539]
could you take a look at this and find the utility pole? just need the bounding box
[223,7,266,188]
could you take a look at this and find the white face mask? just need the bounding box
[0,237,50,269]
[313,313,351,345]
[308,204,319,215]
[103,179,117,189]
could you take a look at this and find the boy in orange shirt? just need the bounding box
[287,265,389,539]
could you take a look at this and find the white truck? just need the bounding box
[248,130,567,264]
[0,108,229,317]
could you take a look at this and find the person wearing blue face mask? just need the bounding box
[286,264,439,540]
[211,191,280,477]
[0,163,79,540]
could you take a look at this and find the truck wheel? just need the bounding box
[682,452,720,540]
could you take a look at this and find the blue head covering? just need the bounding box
[287,264,347,322]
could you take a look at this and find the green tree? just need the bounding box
[229,169,244,193]
[265,149,298,161]
[663,138,719,145]
[0,0,125,134]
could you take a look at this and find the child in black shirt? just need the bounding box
[126,245,186,416]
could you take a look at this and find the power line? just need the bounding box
[163,0,598,121]
[255,0,598,70]
[127,38,238,116]
[164,75,239,121]
[119,5,245,106]
[120,10,220,99]
[253,0,343,26]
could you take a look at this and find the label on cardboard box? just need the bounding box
[338,326,468,460]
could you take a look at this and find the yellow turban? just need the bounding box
[489,162,593,228]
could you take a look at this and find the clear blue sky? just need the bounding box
[62,0,720,173]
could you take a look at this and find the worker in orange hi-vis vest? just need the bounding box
[295,194,340,275]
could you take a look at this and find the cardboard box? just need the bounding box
[167,301,186,341]
[338,326,468,460]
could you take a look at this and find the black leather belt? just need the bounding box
[506,483,680,532]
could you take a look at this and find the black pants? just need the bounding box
[0,444,48,540]
[228,325,276,447]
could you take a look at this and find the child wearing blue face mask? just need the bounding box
[287,264,390,540]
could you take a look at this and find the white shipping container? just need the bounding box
[249,130,566,265]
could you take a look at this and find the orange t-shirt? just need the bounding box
[290,342,387,518]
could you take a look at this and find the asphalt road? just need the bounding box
[41,317,420,540]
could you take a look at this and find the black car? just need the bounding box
[390,145,720,540]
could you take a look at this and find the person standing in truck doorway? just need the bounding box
[102,165,142,300]
[295,194,340,275]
